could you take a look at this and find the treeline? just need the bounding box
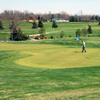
[0,10,69,21]
[70,15,99,22]
[0,10,100,22]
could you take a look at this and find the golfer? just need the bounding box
[82,41,86,52]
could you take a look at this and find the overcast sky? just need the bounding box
[0,0,100,15]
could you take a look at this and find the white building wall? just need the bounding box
[56,20,69,22]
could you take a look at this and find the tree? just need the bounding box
[10,21,28,41]
[32,21,38,29]
[60,11,69,19]
[60,31,64,38]
[37,15,41,20]
[9,21,16,31]
[58,14,61,18]
[38,20,44,28]
[50,36,53,39]
[88,25,92,34]
[10,27,29,41]
[91,16,95,21]
[95,16,99,21]
[70,16,77,22]
[39,28,45,39]
[82,28,88,37]
[17,28,29,40]
[51,14,54,21]
[10,25,18,40]
[98,17,100,25]
[52,22,58,28]
[76,29,82,37]
[0,20,4,30]
[14,28,23,41]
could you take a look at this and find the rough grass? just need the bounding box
[25,88,100,100]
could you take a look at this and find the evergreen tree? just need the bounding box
[37,15,41,20]
[51,14,54,21]
[70,16,77,22]
[91,16,95,21]
[10,21,28,41]
[82,28,88,37]
[10,25,18,40]
[52,22,58,28]
[17,28,29,40]
[15,28,24,41]
[98,17,100,25]
[0,20,4,30]
[52,14,54,19]
[10,27,29,41]
[9,21,16,31]
[60,31,64,38]
[14,29,22,41]
[88,25,92,34]
[39,28,45,39]
[32,21,38,29]
[95,16,99,20]
[41,17,44,21]
[76,29,82,37]
[38,20,44,28]
[58,14,61,18]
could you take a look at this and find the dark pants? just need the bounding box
[82,46,86,52]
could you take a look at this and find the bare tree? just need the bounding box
[60,11,69,19]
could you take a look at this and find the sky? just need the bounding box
[0,0,100,15]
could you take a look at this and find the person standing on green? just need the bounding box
[82,41,86,52]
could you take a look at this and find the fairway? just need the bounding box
[0,42,100,69]
[0,40,100,100]
[1,0,100,99]
[0,21,100,100]
[15,47,100,69]
[0,39,100,100]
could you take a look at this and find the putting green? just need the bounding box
[15,47,100,69]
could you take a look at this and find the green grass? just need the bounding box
[0,21,100,100]
[0,38,100,100]
[1,21,100,39]
[15,47,100,69]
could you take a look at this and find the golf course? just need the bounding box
[0,21,100,100]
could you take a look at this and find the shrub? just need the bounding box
[52,22,58,28]
[10,27,29,41]
[69,35,72,37]
[76,29,82,37]
[9,21,15,31]
[38,20,44,28]
[32,21,38,29]
[39,28,45,34]
[88,25,92,34]
[60,31,64,38]
[39,28,46,39]
[50,36,53,39]
[0,20,4,30]
[82,28,88,37]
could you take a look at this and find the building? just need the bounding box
[23,20,39,23]
[52,18,69,22]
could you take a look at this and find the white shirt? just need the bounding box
[83,41,85,47]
